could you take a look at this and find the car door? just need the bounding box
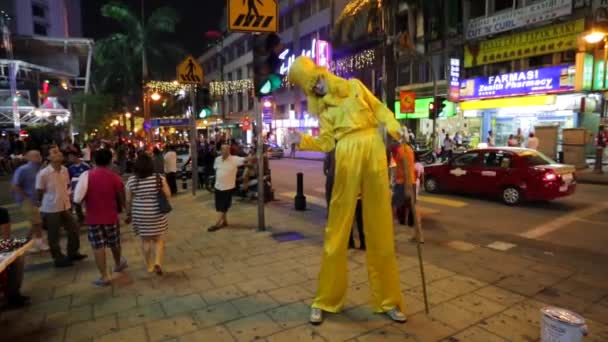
[443,152,481,193]
[478,151,515,195]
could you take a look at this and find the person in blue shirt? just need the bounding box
[11,150,48,252]
[67,151,90,224]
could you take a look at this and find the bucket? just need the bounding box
[540,306,588,342]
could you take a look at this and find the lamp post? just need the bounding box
[583,30,608,173]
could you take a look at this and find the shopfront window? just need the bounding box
[494,0,514,12]
[529,53,554,68]
[469,0,487,19]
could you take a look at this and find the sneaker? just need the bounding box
[309,308,323,325]
[69,253,88,261]
[113,258,128,273]
[386,308,407,323]
[207,225,222,232]
[54,258,74,268]
[37,240,50,251]
[92,278,111,287]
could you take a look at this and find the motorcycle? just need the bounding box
[415,149,437,165]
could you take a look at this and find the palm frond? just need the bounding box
[146,7,179,34]
[101,2,143,38]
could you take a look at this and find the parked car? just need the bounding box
[423,147,576,205]
[266,143,284,159]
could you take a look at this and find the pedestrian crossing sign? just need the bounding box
[228,0,278,33]
[177,56,203,84]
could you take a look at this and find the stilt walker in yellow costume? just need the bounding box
[287,56,407,325]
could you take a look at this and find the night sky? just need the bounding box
[82,0,226,57]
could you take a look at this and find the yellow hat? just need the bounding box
[287,56,324,96]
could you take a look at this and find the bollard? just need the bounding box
[294,172,306,210]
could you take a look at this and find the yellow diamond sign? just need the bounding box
[177,56,203,84]
[228,0,278,33]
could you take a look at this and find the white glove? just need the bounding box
[286,131,302,146]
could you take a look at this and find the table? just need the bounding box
[0,240,33,273]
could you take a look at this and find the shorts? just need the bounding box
[215,188,234,213]
[20,201,42,226]
[87,224,121,249]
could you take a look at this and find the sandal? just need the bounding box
[92,278,111,287]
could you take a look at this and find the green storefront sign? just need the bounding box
[394,98,456,119]
[593,60,605,91]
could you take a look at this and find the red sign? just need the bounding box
[241,117,251,131]
[399,91,416,113]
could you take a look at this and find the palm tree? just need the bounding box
[93,1,182,104]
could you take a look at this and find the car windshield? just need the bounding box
[519,151,556,166]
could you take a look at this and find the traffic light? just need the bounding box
[432,96,446,119]
[428,101,435,118]
[252,33,283,97]
[199,87,211,118]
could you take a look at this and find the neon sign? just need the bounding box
[279,39,332,75]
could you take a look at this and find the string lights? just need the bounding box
[332,49,376,76]
[209,79,253,96]
[145,81,188,94]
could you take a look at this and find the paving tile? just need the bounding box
[94,295,138,318]
[1,310,46,339]
[225,312,283,342]
[429,301,486,330]
[161,293,207,316]
[500,299,548,328]
[66,315,118,341]
[209,271,249,287]
[474,285,526,307]
[430,275,487,297]
[230,292,280,315]
[179,325,236,342]
[346,283,372,307]
[193,301,244,328]
[267,270,309,287]
[585,303,608,325]
[314,313,369,341]
[28,295,72,314]
[267,324,326,342]
[449,293,506,318]
[45,305,93,329]
[201,284,246,307]
[343,305,393,331]
[446,325,509,342]
[267,301,311,329]
[145,315,200,342]
[94,325,147,342]
[117,303,166,329]
[479,312,540,341]
[405,285,455,306]
[586,318,608,342]
[393,312,455,341]
[267,284,312,304]
[188,277,215,292]
[12,326,65,342]
[237,277,281,295]
[356,325,418,342]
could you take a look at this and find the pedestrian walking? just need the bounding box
[82,143,92,164]
[391,142,423,243]
[67,151,90,225]
[36,146,87,268]
[116,141,128,174]
[414,155,424,197]
[527,132,539,150]
[487,130,496,147]
[442,133,453,161]
[152,147,164,174]
[290,142,297,158]
[208,144,253,232]
[74,149,128,287]
[164,145,178,195]
[11,150,49,253]
[515,128,525,147]
[0,207,30,309]
[507,134,518,147]
[126,154,171,276]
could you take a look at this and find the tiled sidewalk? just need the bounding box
[1,193,607,342]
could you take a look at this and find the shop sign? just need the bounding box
[464,19,584,67]
[280,38,331,75]
[241,117,251,131]
[594,60,606,91]
[465,0,572,40]
[394,98,456,120]
[399,91,415,113]
[151,118,191,127]
[575,53,594,92]
[459,65,575,100]
[448,58,460,101]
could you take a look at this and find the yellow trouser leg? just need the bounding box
[361,134,405,312]
[312,136,363,313]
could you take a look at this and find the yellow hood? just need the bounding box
[287,56,351,115]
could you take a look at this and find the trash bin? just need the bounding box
[541,306,587,342]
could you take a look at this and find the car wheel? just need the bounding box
[424,177,440,193]
[424,154,436,165]
[502,187,521,205]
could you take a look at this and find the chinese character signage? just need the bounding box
[465,0,572,40]
[315,40,332,68]
[448,58,460,102]
[399,91,415,113]
[280,38,331,75]
[459,65,575,100]
[464,19,584,67]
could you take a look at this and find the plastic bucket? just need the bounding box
[540,306,587,342]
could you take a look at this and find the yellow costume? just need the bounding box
[288,56,404,313]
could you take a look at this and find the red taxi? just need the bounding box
[423,148,576,205]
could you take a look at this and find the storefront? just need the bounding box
[272,112,319,147]
[394,97,458,145]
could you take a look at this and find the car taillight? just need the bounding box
[543,171,557,181]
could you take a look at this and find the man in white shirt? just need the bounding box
[208,144,251,232]
[527,132,539,150]
[164,145,178,195]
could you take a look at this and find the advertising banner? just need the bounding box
[459,65,575,100]
[464,19,584,67]
[399,91,416,113]
[465,0,572,40]
[449,58,461,101]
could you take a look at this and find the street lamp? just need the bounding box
[125,112,132,119]
[151,92,162,101]
[585,31,606,44]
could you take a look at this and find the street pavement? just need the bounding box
[0,161,607,341]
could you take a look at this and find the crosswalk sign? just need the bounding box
[177,56,203,84]
[228,0,278,33]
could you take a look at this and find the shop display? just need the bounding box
[0,238,29,254]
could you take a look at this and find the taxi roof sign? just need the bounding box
[177,56,203,84]
[228,0,278,33]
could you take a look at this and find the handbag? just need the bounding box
[156,174,172,214]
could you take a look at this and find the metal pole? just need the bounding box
[430,59,438,150]
[255,98,266,231]
[190,84,198,194]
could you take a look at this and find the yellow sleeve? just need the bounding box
[356,80,402,141]
[299,113,335,153]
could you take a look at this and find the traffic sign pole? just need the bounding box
[190,84,198,196]
[255,98,266,231]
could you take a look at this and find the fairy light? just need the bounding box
[332,49,376,76]
[209,79,253,96]
[145,81,188,94]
